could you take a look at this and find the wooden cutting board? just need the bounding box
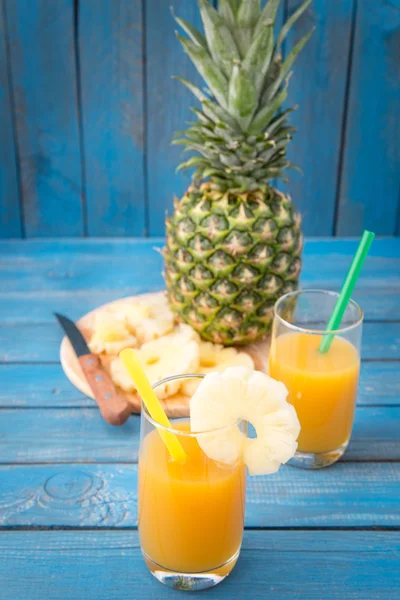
[60,291,271,418]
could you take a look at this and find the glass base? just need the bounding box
[288,441,349,469]
[142,549,240,591]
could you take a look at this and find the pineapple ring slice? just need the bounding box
[110,325,199,399]
[190,367,300,476]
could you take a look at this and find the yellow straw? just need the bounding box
[119,348,186,463]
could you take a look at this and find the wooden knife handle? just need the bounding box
[78,353,132,426]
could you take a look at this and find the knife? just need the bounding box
[55,313,132,426]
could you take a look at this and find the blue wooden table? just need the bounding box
[0,238,399,599]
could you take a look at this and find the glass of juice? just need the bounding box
[138,374,247,591]
[269,289,362,469]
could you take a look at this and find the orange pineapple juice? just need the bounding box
[138,421,246,573]
[269,333,360,453]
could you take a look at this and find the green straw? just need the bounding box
[319,230,375,353]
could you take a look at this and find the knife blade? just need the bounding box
[55,313,132,426]
[55,313,91,357]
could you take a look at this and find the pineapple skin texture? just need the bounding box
[164,182,303,346]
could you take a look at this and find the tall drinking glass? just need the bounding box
[269,290,362,469]
[138,374,247,591]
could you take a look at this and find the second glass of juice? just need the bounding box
[138,374,247,591]
[269,290,362,469]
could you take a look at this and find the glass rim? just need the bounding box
[274,289,364,335]
[142,373,241,437]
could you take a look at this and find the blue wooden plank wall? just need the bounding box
[337,0,400,236]
[4,0,84,237]
[0,1,21,237]
[79,0,145,236]
[0,0,399,238]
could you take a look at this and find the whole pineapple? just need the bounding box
[165,0,313,346]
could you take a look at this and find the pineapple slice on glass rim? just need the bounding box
[190,366,300,475]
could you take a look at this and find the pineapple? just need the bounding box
[110,324,200,399]
[164,0,313,345]
[190,367,300,475]
[89,312,138,355]
[181,341,254,396]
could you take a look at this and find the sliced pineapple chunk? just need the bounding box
[120,304,151,332]
[110,325,199,399]
[89,336,138,356]
[110,297,176,344]
[181,342,254,397]
[134,316,174,344]
[110,356,136,393]
[92,312,129,342]
[88,312,138,355]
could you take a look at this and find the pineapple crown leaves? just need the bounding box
[172,0,314,191]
